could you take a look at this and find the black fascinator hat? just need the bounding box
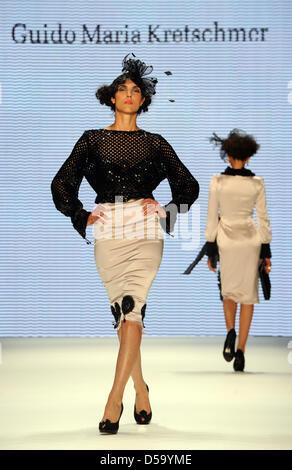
[121,52,158,97]
[96,53,158,114]
[96,52,174,114]
[210,128,260,162]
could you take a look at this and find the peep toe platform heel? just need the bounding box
[134,384,152,425]
[99,402,124,434]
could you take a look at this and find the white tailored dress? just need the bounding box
[205,167,272,304]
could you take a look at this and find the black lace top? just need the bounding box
[51,129,200,244]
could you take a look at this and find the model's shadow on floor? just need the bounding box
[4,423,250,447]
[2,421,289,450]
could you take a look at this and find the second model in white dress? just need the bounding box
[205,168,272,304]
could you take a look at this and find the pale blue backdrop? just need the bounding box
[0,0,290,336]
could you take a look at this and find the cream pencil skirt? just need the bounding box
[93,198,164,331]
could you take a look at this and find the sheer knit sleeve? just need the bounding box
[159,135,200,234]
[256,177,272,258]
[50,131,92,244]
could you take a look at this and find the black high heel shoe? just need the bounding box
[134,384,152,425]
[223,328,236,362]
[233,349,245,372]
[99,402,124,434]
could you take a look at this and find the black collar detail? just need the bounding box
[221,166,255,176]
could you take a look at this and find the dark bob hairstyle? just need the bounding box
[210,129,260,162]
[95,73,153,115]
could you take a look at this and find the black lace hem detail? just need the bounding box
[141,303,147,328]
[111,295,136,329]
[122,295,135,317]
[111,302,122,329]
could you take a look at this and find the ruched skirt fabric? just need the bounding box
[217,217,262,304]
[93,198,164,331]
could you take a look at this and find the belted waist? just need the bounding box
[95,193,155,204]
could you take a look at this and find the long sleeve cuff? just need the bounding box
[159,203,178,236]
[167,195,198,214]
[71,208,92,244]
[206,240,219,257]
[260,243,272,258]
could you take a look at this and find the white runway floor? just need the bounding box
[0,336,291,450]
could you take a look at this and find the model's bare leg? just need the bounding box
[101,320,142,422]
[117,328,151,414]
[237,304,254,352]
[223,299,237,331]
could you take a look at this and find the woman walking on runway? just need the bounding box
[51,53,199,433]
[205,129,272,372]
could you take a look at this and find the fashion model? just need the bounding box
[51,53,199,433]
[205,129,272,372]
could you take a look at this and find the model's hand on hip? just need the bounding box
[86,204,108,226]
[141,198,167,218]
